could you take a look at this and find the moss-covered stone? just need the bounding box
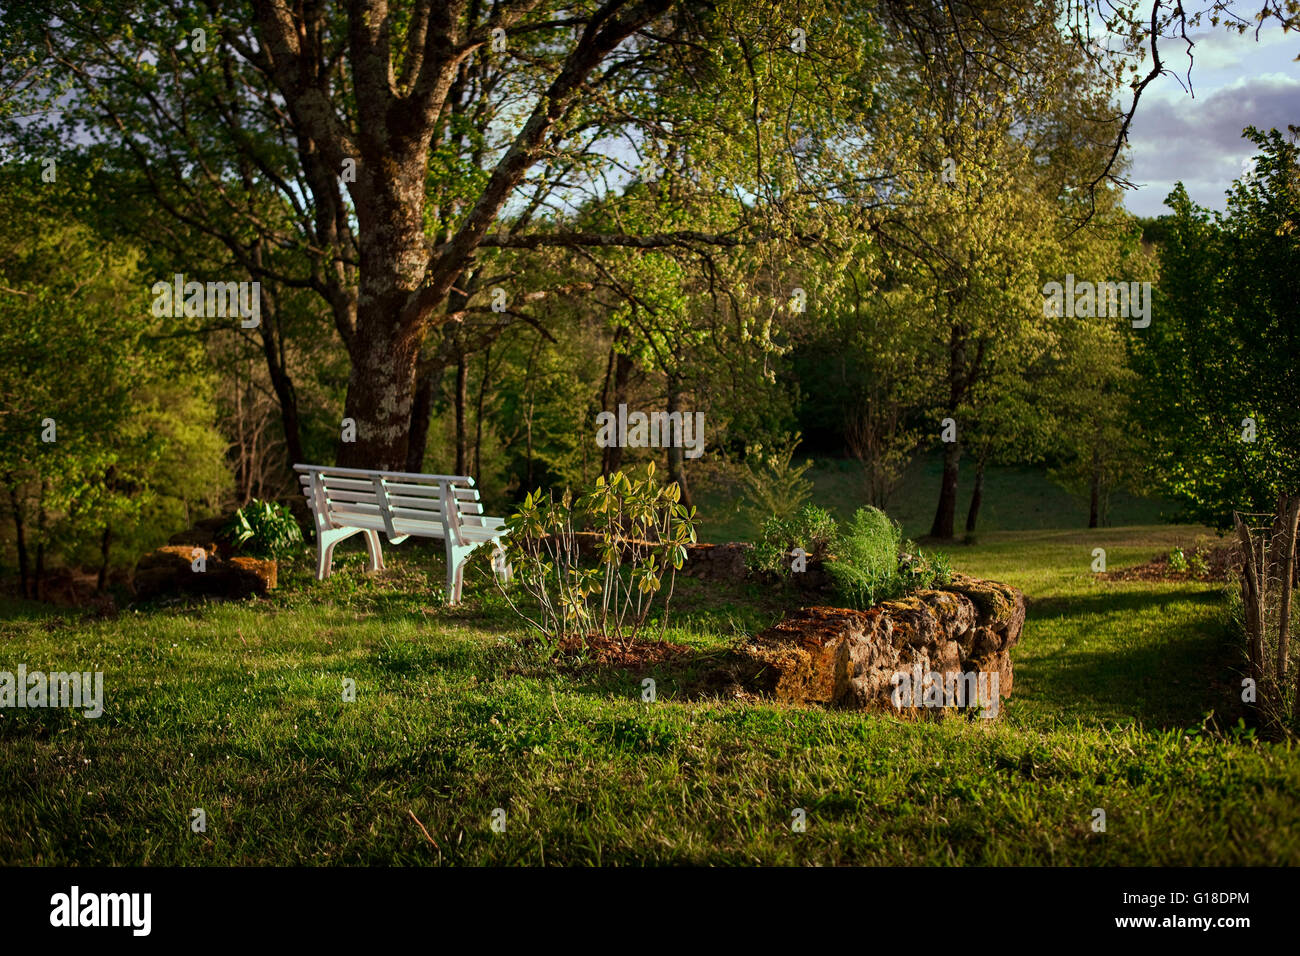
[735,574,1025,717]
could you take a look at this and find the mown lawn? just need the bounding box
[693,450,1174,542]
[1,525,1296,866]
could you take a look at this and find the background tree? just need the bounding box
[1132,128,1300,525]
[0,166,229,594]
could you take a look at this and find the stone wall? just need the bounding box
[731,574,1024,717]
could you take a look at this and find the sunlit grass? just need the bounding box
[0,526,1295,865]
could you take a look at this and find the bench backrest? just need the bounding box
[294,464,490,542]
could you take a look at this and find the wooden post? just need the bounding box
[1235,512,1265,685]
[1275,495,1300,685]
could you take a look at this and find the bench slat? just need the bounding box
[320,489,383,505]
[295,464,475,485]
[316,476,479,501]
[385,494,448,511]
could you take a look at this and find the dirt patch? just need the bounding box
[1102,544,1238,583]
[549,632,694,674]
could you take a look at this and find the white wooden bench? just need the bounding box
[294,464,510,604]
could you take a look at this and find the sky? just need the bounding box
[1122,21,1300,218]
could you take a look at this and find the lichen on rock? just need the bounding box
[734,576,1025,718]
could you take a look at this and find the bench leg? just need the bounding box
[363,529,384,572]
[444,541,475,605]
[316,527,363,580]
[491,542,513,583]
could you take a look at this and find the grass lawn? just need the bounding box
[2,521,1297,866]
[694,451,1175,542]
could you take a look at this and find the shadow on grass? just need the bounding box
[1025,584,1224,618]
[1015,585,1241,730]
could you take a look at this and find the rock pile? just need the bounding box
[731,574,1024,717]
[133,545,277,600]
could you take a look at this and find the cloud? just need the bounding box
[1172,27,1293,74]
[1125,73,1300,215]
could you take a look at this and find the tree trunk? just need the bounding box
[7,480,29,600]
[405,366,437,473]
[334,146,431,470]
[602,338,634,477]
[965,457,985,534]
[1088,447,1103,528]
[929,438,961,539]
[1274,495,1299,683]
[454,348,469,475]
[665,376,693,510]
[1235,512,1266,686]
[336,316,426,470]
[252,242,305,469]
[474,342,492,480]
[97,523,112,593]
[523,335,542,489]
[34,479,47,601]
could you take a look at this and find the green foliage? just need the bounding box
[825,506,905,607]
[0,167,230,584]
[747,504,839,575]
[900,548,954,594]
[498,462,696,647]
[824,506,951,608]
[224,500,303,559]
[1133,128,1300,525]
[1168,547,1189,573]
[737,434,814,528]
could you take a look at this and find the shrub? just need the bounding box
[900,547,953,593]
[497,463,696,648]
[1169,546,1189,573]
[737,433,814,529]
[825,506,904,607]
[1189,550,1210,577]
[747,504,838,576]
[223,500,303,558]
[825,506,952,608]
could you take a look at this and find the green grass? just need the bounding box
[1,527,1296,866]
[695,451,1174,542]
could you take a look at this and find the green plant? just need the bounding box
[737,433,814,529]
[822,507,952,607]
[1188,550,1210,577]
[825,506,904,607]
[747,504,838,576]
[900,546,953,593]
[223,500,304,558]
[1169,547,1189,573]
[497,462,696,648]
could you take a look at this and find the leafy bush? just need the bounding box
[223,500,303,558]
[1189,550,1210,577]
[825,506,952,608]
[899,547,953,594]
[497,463,696,648]
[747,504,838,575]
[1169,547,1189,573]
[825,506,903,606]
[737,433,814,529]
